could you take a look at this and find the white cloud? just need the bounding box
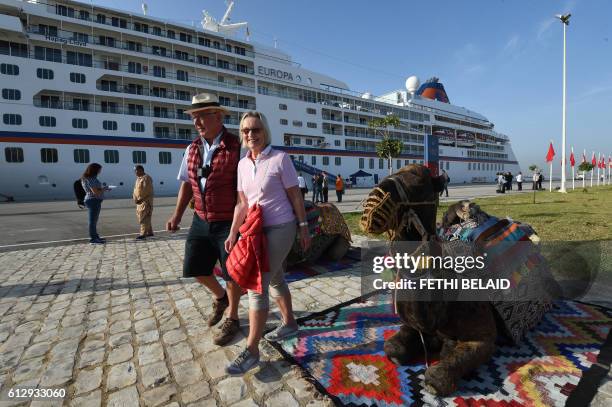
[503,35,520,53]
[454,43,485,75]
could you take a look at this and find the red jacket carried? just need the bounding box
[226,204,269,294]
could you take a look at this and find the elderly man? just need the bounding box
[166,93,242,346]
[133,165,154,240]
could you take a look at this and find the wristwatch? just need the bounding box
[298,221,308,227]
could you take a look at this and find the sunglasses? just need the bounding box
[241,128,262,135]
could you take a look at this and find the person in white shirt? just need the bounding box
[516,172,523,191]
[297,172,307,198]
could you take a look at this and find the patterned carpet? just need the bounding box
[285,247,361,283]
[271,292,612,407]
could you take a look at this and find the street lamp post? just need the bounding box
[556,13,571,193]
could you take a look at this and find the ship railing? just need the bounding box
[30,4,256,58]
[27,26,256,75]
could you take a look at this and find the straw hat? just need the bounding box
[185,93,229,115]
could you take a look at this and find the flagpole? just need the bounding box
[590,151,594,187]
[549,162,553,192]
[608,155,611,185]
[570,146,575,190]
[597,152,600,186]
[582,149,586,189]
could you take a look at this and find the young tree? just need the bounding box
[369,115,402,175]
[528,164,539,172]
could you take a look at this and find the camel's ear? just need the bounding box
[432,175,445,193]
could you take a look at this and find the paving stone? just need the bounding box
[135,317,158,334]
[141,360,170,388]
[13,356,45,383]
[74,366,102,395]
[172,360,204,386]
[251,366,283,397]
[201,349,231,379]
[142,383,177,407]
[40,359,74,387]
[167,341,193,364]
[138,342,165,366]
[109,332,132,347]
[286,377,315,400]
[22,341,52,360]
[134,309,154,321]
[108,343,133,365]
[70,389,101,407]
[216,377,248,405]
[107,386,139,407]
[231,399,258,407]
[163,328,187,345]
[187,399,217,407]
[181,382,211,404]
[78,346,105,368]
[109,320,131,334]
[264,391,299,407]
[137,329,160,345]
[107,361,137,390]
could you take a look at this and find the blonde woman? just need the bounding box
[224,111,311,374]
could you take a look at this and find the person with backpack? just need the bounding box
[81,163,111,244]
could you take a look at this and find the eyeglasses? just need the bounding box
[241,128,262,135]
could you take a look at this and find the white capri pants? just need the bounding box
[248,220,296,310]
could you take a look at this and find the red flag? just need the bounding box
[591,152,597,166]
[569,150,575,167]
[601,156,606,169]
[546,142,555,163]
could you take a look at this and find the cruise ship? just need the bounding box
[0,0,520,201]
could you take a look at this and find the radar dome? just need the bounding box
[405,76,420,93]
[361,92,372,99]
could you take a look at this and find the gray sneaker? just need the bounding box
[264,323,298,342]
[226,348,260,375]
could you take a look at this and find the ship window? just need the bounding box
[397,160,401,169]
[179,32,192,43]
[292,120,302,127]
[292,137,301,145]
[446,162,449,170]
[379,159,384,169]
[39,116,56,127]
[66,51,92,67]
[236,64,247,73]
[132,151,147,164]
[72,118,88,129]
[3,114,21,125]
[176,70,189,82]
[311,156,316,165]
[4,147,24,163]
[103,120,118,131]
[40,148,58,163]
[72,32,89,43]
[154,127,170,138]
[96,14,106,24]
[306,108,316,115]
[307,122,317,129]
[34,46,61,63]
[226,44,232,52]
[73,149,90,164]
[335,157,341,166]
[56,5,75,18]
[0,41,28,58]
[178,128,192,140]
[104,150,119,164]
[323,157,330,166]
[359,158,364,169]
[128,104,144,115]
[279,104,287,110]
[334,140,340,147]
[369,158,374,169]
[159,151,172,164]
[280,119,288,125]
[152,27,162,36]
[79,10,90,21]
[167,30,175,39]
[298,156,304,162]
[36,68,53,79]
[69,72,86,83]
[468,163,471,170]
[305,139,312,146]
[1,64,19,75]
[131,123,145,132]
[128,62,142,74]
[2,89,21,100]
[213,41,220,49]
[153,66,166,78]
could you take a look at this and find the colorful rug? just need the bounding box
[285,246,361,283]
[271,293,612,406]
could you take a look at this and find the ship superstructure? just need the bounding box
[0,0,519,200]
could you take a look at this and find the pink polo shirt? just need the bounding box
[237,146,299,226]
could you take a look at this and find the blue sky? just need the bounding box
[97,0,612,173]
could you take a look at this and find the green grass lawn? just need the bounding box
[344,185,612,241]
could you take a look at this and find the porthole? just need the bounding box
[119,182,124,186]
[52,183,56,187]
[24,184,29,188]
[160,181,164,185]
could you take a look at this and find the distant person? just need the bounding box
[311,174,319,202]
[516,172,523,191]
[497,172,505,193]
[440,169,449,197]
[321,172,329,203]
[81,163,111,244]
[538,173,544,190]
[315,173,324,202]
[335,174,344,202]
[297,172,307,199]
[133,165,154,240]
[532,172,539,190]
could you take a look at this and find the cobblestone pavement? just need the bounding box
[1,235,610,406]
[0,235,367,406]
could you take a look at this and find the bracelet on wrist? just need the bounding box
[298,221,308,227]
